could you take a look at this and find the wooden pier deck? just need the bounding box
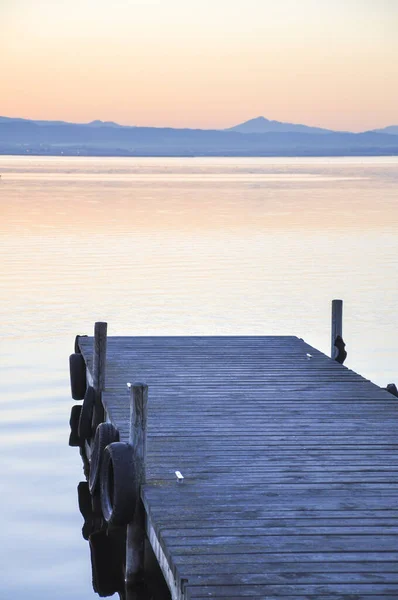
[77,334,398,599]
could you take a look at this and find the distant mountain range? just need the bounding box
[227,116,397,136]
[370,125,398,135]
[0,115,397,156]
[0,116,126,129]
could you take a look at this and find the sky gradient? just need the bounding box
[1,0,398,131]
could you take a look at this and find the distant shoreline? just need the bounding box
[2,116,398,158]
[2,150,398,158]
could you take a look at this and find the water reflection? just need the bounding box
[75,479,171,599]
[1,157,398,236]
[74,462,170,598]
[76,480,125,597]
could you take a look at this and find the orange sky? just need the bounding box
[1,0,398,131]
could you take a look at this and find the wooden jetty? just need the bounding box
[69,306,398,599]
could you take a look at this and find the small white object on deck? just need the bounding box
[306,353,312,359]
[175,471,184,482]
[126,382,132,389]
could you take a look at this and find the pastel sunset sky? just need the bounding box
[1,0,397,131]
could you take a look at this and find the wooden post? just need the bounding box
[92,321,107,430]
[93,321,107,391]
[126,383,148,588]
[331,300,343,359]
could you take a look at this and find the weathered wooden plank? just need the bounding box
[160,525,398,537]
[173,551,398,565]
[187,590,391,600]
[187,585,398,598]
[186,572,398,585]
[165,534,398,553]
[189,596,395,600]
[149,513,398,526]
[178,561,398,576]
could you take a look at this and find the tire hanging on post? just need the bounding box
[69,405,82,447]
[74,334,88,354]
[100,442,136,527]
[78,385,96,442]
[69,352,87,400]
[89,422,120,494]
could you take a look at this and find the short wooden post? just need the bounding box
[126,383,148,588]
[93,321,107,391]
[331,300,343,359]
[92,321,107,429]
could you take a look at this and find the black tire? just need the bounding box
[82,509,104,539]
[386,383,398,398]
[78,386,95,441]
[78,481,93,519]
[334,335,347,365]
[89,423,120,494]
[101,442,136,527]
[92,402,105,435]
[69,405,82,447]
[74,335,81,354]
[92,489,104,518]
[78,482,104,539]
[74,334,88,354]
[89,530,125,597]
[80,444,90,480]
[69,353,87,400]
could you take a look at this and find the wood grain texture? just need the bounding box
[92,321,107,391]
[126,384,148,585]
[78,335,398,599]
[92,321,107,429]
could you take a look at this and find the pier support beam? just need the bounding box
[331,299,343,359]
[126,383,148,590]
[92,321,107,429]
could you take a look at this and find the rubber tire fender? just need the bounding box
[69,352,87,400]
[74,334,88,354]
[69,405,82,447]
[78,385,95,442]
[89,529,124,597]
[78,481,93,519]
[78,481,97,539]
[91,489,104,519]
[89,422,119,494]
[386,383,398,398]
[100,442,136,527]
[79,444,90,481]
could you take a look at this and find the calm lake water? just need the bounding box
[0,156,397,599]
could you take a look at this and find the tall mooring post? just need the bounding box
[331,299,343,359]
[92,321,107,429]
[126,383,148,591]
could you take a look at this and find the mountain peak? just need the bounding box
[250,116,270,123]
[87,119,123,128]
[226,116,335,135]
